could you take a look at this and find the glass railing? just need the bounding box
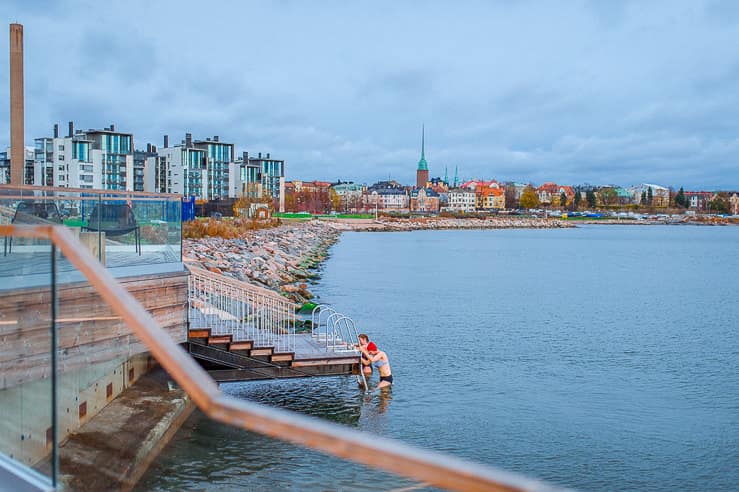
[0,185,183,289]
[0,235,57,488]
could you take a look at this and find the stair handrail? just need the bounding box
[310,304,335,338]
[323,311,346,350]
[331,315,360,352]
[0,224,561,492]
[188,265,296,352]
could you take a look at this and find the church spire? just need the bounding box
[417,124,428,171]
[444,165,448,185]
[453,165,459,187]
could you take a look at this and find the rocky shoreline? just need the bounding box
[183,217,570,304]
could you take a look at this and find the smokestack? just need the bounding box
[185,133,192,147]
[68,121,74,138]
[266,153,270,159]
[163,134,169,148]
[53,124,59,138]
[214,135,219,142]
[258,152,262,159]
[9,23,24,185]
[110,123,115,132]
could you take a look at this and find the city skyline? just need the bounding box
[2,1,739,189]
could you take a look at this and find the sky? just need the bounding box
[2,0,739,189]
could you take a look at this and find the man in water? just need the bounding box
[362,342,393,389]
[357,333,373,377]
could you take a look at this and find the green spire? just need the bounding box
[417,124,428,171]
[444,165,448,184]
[453,165,458,187]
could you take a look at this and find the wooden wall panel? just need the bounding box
[0,271,188,389]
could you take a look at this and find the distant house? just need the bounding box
[410,187,440,213]
[536,182,560,205]
[627,183,670,207]
[730,193,739,215]
[684,191,713,210]
[477,185,505,211]
[366,187,409,212]
[447,188,476,213]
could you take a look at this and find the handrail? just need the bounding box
[0,183,183,199]
[188,266,295,351]
[187,264,295,304]
[0,224,562,492]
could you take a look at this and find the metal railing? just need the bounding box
[0,225,561,492]
[311,304,363,352]
[188,265,296,352]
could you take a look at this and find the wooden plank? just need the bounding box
[188,329,211,339]
[0,271,189,389]
[229,341,253,351]
[207,335,232,345]
[250,347,273,356]
[271,353,295,363]
[292,357,360,367]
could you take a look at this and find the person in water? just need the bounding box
[357,333,373,377]
[363,342,393,388]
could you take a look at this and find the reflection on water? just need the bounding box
[137,377,420,491]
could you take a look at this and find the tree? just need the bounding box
[709,193,729,213]
[329,188,341,212]
[574,191,582,209]
[647,186,654,206]
[641,190,647,206]
[675,187,686,207]
[519,186,540,209]
[600,187,617,207]
[560,191,567,209]
[586,190,597,208]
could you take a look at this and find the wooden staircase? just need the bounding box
[186,328,359,382]
[187,328,294,366]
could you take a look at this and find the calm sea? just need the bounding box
[138,225,739,491]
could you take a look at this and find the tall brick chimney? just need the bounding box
[9,24,24,185]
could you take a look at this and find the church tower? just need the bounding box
[416,125,429,189]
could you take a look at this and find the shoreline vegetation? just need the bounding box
[183,215,735,304]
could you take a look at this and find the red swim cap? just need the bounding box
[366,342,378,352]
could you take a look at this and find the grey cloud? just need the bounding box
[1,0,739,190]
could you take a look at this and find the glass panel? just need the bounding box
[0,231,55,487]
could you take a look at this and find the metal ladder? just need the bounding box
[311,304,368,388]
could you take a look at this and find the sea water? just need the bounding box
[138,225,739,491]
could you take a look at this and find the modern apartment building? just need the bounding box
[241,152,285,212]
[146,134,206,197]
[28,122,134,190]
[0,146,34,185]
[194,136,236,200]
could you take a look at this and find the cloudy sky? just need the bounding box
[2,0,739,189]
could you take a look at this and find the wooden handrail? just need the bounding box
[0,224,562,492]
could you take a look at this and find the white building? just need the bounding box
[32,122,134,191]
[447,188,476,212]
[366,187,409,212]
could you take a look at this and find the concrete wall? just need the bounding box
[0,352,153,468]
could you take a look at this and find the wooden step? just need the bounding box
[229,341,254,351]
[188,329,211,339]
[250,347,274,357]
[208,335,233,346]
[271,352,295,363]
